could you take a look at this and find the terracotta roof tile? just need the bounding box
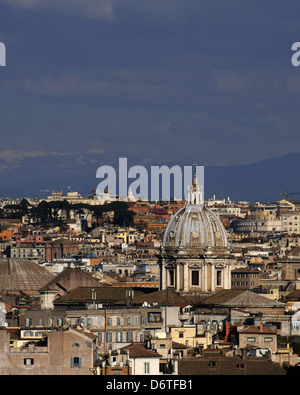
[178,357,286,375]
[0,258,54,292]
[54,286,147,304]
[112,342,162,358]
[131,288,189,307]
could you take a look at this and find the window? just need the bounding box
[126,331,133,342]
[247,337,256,342]
[191,270,199,286]
[127,316,132,326]
[24,358,34,366]
[106,332,112,342]
[117,317,123,326]
[72,343,81,348]
[70,318,77,326]
[148,313,155,322]
[179,332,184,338]
[144,362,150,374]
[169,270,174,286]
[23,330,34,337]
[70,357,81,368]
[81,318,87,326]
[148,312,162,323]
[292,322,299,330]
[87,318,93,327]
[216,270,222,286]
[107,317,112,326]
[116,332,123,342]
[25,318,32,327]
[264,337,273,343]
[141,316,146,325]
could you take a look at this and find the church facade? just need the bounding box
[158,167,232,294]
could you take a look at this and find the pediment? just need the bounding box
[189,263,203,269]
[215,263,225,269]
[165,262,176,269]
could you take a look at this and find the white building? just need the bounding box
[109,342,162,375]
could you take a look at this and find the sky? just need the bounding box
[0,0,300,169]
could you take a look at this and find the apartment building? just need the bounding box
[98,342,162,375]
[281,211,300,235]
[0,326,97,375]
[18,303,179,354]
[231,267,260,290]
[10,245,45,259]
[238,324,277,353]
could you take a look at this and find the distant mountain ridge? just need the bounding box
[204,152,300,203]
[0,151,299,203]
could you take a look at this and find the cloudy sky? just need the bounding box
[0,0,300,168]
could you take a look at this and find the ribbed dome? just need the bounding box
[220,290,284,308]
[0,258,55,292]
[162,204,228,249]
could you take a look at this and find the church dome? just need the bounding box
[162,203,228,249]
[159,165,232,294]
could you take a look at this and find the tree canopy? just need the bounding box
[2,199,135,229]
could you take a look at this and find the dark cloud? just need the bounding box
[0,0,299,167]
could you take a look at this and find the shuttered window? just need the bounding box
[70,357,81,368]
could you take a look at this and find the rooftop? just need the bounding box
[111,342,162,358]
[53,286,148,305]
[220,290,285,308]
[0,258,54,292]
[178,356,287,375]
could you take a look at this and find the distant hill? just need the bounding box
[204,153,300,203]
[0,151,299,203]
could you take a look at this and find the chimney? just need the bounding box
[259,323,263,332]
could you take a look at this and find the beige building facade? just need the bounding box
[281,211,300,235]
[0,327,97,375]
[238,324,277,353]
